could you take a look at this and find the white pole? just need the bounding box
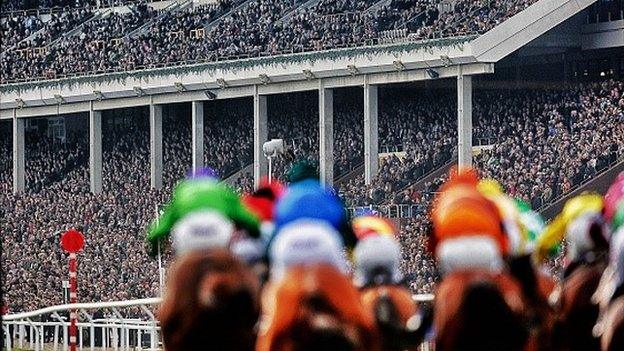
[268,156,273,184]
[54,325,59,351]
[157,242,163,297]
[20,325,24,348]
[155,204,164,297]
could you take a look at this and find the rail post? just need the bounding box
[2,324,11,350]
[61,229,85,351]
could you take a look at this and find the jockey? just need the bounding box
[145,168,260,257]
[538,193,608,351]
[430,168,529,351]
[147,169,263,351]
[431,168,508,275]
[535,193,605,267]
[352,215,431,351]
[257,178,380,351]
[352,216,403,288]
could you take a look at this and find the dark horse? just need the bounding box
[551,219,610,351]
[361,284,431,351]
[434,270,529,351]
[159,249,261,351]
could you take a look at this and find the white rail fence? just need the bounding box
[2,298,161,351]
[2,295,435,351]
[348,204,427,218]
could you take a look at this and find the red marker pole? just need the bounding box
[61,229,85,351]
[68,252,78,351]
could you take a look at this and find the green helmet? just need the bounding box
[146,178,260,256]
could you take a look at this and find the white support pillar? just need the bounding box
[191,101,204,172]
[253,86,268,188]
[457,71,473,169]
[89,105,103,193]
[150,103,163,189]
[363,82,379,185]
[13,112,25,194]
[319,81,334,186]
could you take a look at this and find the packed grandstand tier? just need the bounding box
[0,0,559,82]
[1,76,623,312]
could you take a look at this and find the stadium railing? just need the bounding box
[2,297,161,351]
[348,203,426,218]
[2,295,435,350]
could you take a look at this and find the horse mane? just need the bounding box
[461,281,527,350]
[507,255,556,351]
[159,249,260,351]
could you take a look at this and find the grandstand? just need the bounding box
[1,0,624,349]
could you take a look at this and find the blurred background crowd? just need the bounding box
[2,77,622,312]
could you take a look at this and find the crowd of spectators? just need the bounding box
[0,0,166,12]
[1,0,544,82]
[338,89,456,206]
[1,0,88,12]
[2,78,623,312]
[342,80,624,210]
[1,12,43,48]
[1,7,95,81]
[399,215,438,294]
[475,79,624,208]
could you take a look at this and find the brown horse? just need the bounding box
[360,285,430,351]
[552,260,607,351]
[551,216,610,351]
[256,264,380,351]
[159,249,261,351]
[507,255,558,351]
[434,270,529,351]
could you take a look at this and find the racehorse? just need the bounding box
[256,264,381,351]
[551,217,610,351]
[433,270,529,351]
[552,259,606,351]
[159,249,261,351]
[360,284,431,351]
[508,255,557,351]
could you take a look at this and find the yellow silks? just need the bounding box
[534,193,604,262]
